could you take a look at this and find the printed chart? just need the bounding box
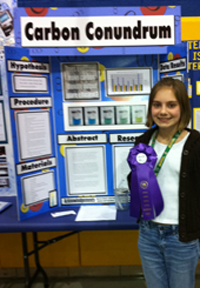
[106,68,152,96]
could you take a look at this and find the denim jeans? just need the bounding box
[138,220,199,288]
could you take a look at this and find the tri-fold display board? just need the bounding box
[3,6,185,220]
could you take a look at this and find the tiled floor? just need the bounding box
[1,276,200,288]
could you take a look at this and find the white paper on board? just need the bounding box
[65,146,107,195]
[22,171,54,206]
[16,111,52,160]
[113,145,132,189]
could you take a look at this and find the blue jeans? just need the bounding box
[138,220,199,288]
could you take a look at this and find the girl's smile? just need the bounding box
[151,86,181,133]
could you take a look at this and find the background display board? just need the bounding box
[188,41,200,131]
[0,0,18,198]
[0,50,17,196]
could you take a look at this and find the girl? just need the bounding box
[128,77,200,288]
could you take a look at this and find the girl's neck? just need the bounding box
[156,126,181,144]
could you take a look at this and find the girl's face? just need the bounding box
[151,86,181,131]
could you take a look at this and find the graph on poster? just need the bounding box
[106,68,152,96]
[112,73,143,92]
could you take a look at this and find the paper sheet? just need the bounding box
[75,205,116,221]
[16,111,52,160]
[22,171,54,206]
[65,146,107,195]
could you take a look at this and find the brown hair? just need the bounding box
[146,77,191,130]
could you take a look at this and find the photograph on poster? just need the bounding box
[0,101,7,143]
[106,67,152,96]
[49,190,58,208]
[22,171,55,206]
[12,74,48,93]
[0,178,9,187]
[68,107,83,126]
[64,101,148,131]
[131,105,146,124]
[113,145,132,190]
[116,106,131,125]
[65,146,107,195]
[84,106,99,126]
[62,62,100,101]
[100,106,115,125]
[161,74,183,82]
[16,110,52,161]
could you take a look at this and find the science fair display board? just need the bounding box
[5,6,182,220]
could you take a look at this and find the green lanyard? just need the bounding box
[151,130,181,176]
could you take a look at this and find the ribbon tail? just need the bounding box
[149,170,164,217]
[129,170,141,218]
[137,165,155,220]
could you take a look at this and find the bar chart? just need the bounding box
[106,68,151,96]
[112,73,143,92]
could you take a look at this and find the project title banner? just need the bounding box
[20,15,175,47]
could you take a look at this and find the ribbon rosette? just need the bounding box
[127,143,164,220]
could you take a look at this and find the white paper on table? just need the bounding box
[75,205,117,222]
